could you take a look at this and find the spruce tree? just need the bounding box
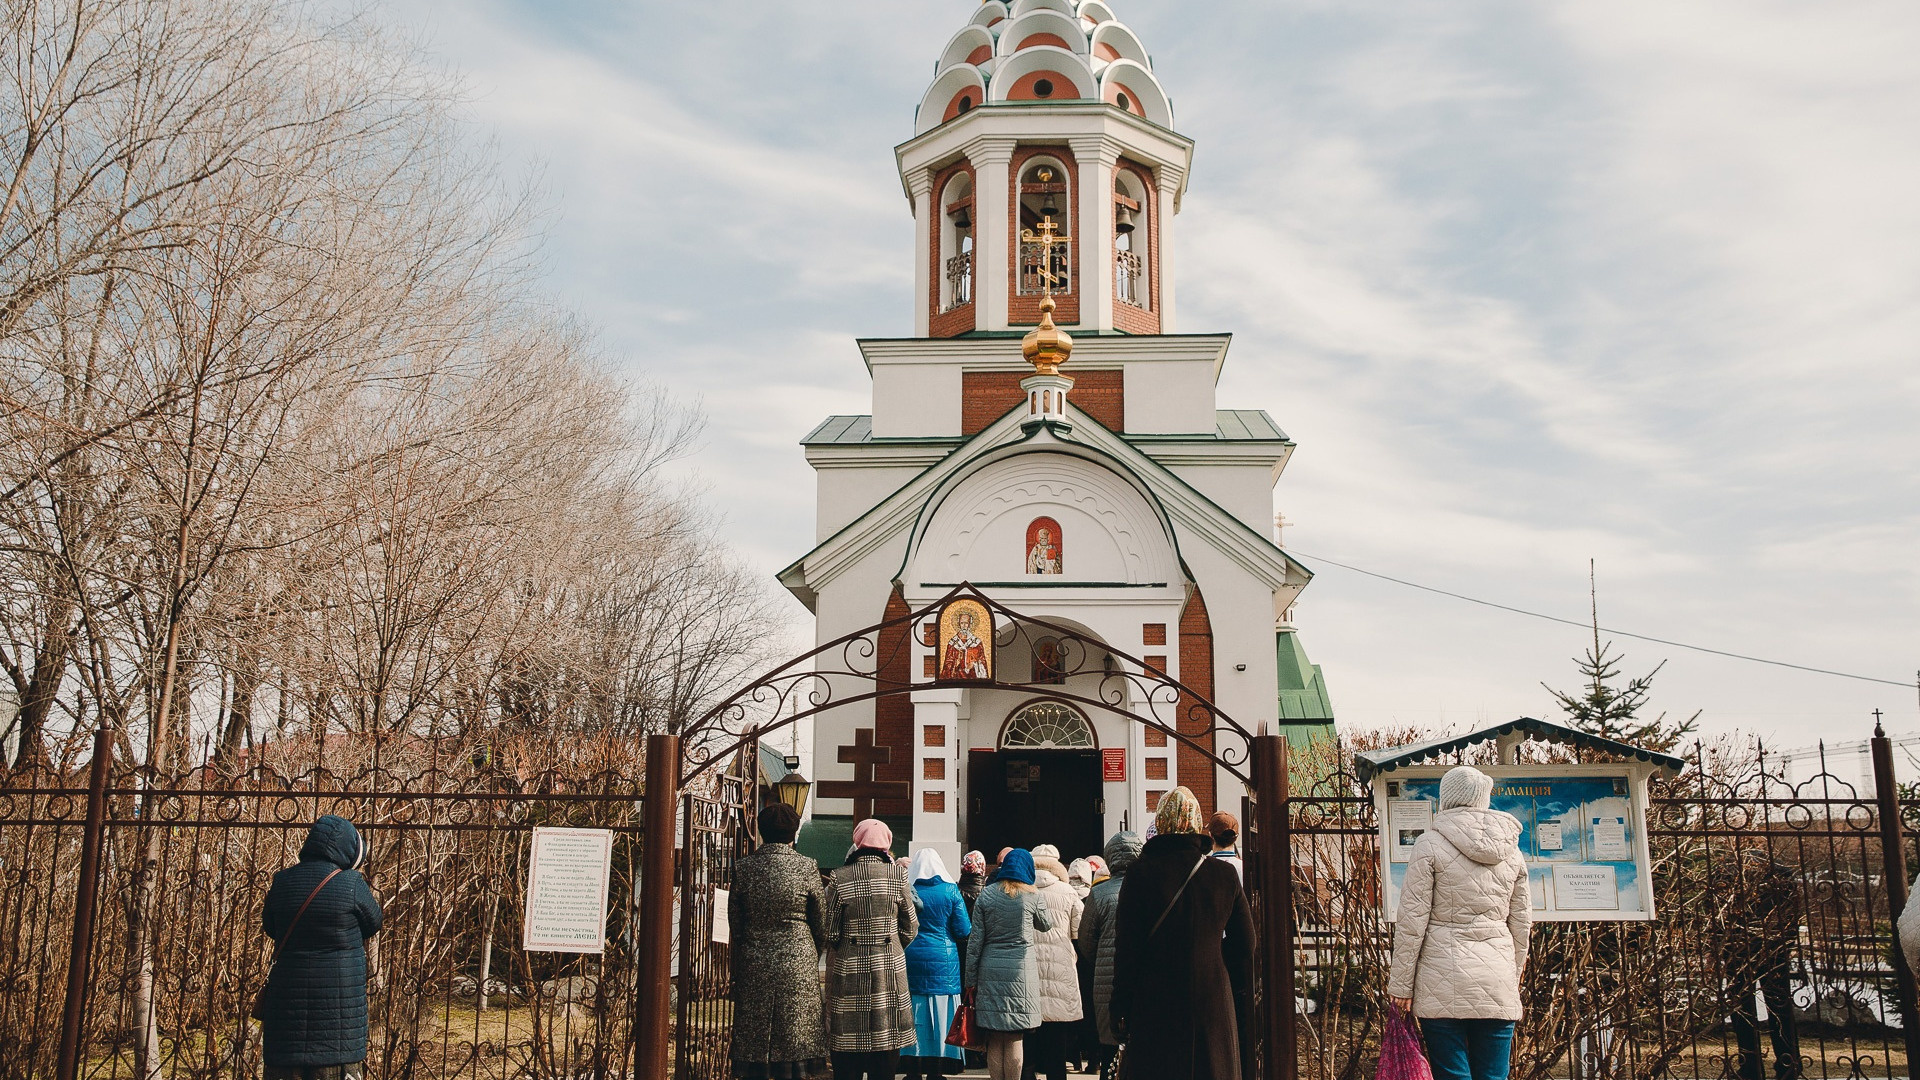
[1543,562,1700,753]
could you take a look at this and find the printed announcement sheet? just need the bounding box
[523,827,615,953]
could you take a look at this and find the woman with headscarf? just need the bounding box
[1110,787,1255,1080]
[963,848,1053,1080]
[901,849,972,1080]
[1387,766,1531,1080]
[825,819,918,1080]
[1067,858,1093,900]
[1028,844,1085,1080]
[729,803,828,1080]
[258,815,383,1080]
[959,851,988,915]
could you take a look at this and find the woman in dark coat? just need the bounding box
[825,818,918,1080]
[260,814,383,1079]
[729,803,829,1079]
[1110,788,1254,1080]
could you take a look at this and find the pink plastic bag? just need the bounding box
[1377,1005,1434,1080]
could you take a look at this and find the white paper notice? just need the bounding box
[1590,817,1630,861]
[1553,864,1620,911]
[523,827,614,953]
[1388,799,1433,864]
[1535,821,1563,852]
[712,887,731,945]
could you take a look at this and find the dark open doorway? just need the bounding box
[968,749,1104,862]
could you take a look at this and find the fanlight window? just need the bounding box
[1001,701,1096,749]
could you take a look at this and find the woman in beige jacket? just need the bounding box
[1387,766,1531,1080]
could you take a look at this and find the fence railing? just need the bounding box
[0,749,658,1080]
[1284,738,1920,1080]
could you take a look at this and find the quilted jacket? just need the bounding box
[1077,832,1142,1045]
[1032,857,1085,1023]
[905,876,972,996]
[963,882,1052,1032]
[260,815,384,1067]
[1387,806,1532,1020]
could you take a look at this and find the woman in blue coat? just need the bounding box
[259,815,384,1079]
[903,849,972,1079]
[963,849,1052,1080]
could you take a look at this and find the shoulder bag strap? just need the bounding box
[268,867,343,968]
[1148,854,1208,939]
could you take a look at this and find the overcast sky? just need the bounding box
[378,0,1920,750]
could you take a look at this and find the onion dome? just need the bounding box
[916,0,1174,135]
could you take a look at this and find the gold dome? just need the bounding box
[1021,295,1073,375]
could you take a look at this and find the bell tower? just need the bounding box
[901,0,1192,338]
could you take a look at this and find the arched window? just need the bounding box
[1017,159,1072,296]
[1001,701,1096,749]
[940,172,975,311]
[1114,169,1149,310]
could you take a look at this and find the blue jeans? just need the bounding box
[1420,1019,1515,1080]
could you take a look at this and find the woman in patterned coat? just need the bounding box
[729,803,828,1079]
[825,818,919,1080]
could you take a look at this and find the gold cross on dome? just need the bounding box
[1020,216,1072,297]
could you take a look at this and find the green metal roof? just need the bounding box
[800,410,1290,447]
[1353,716,1688,784]
[1276,630,1335,723]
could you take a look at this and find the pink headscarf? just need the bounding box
[1085,855,1108,881]
[961,851,987,877]
[852,817,893,852]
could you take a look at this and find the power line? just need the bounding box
[1287,549,1916,690]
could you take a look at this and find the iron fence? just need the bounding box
[0,747,657,1079]
[1285,739,1920,1080]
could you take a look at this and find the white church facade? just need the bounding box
[780,0,1336,869]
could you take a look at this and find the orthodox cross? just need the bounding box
[816,727,910,820]
[1020,215,1071,297]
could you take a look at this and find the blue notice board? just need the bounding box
[1375,765,1656,922]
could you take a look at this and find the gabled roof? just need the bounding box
[1275,630,1334,723]
[1353,716,1688,783]
[779,397,1310,610]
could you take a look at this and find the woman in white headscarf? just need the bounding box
[902,848,973,1079]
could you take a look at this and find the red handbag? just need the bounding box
[946,989,985,1051]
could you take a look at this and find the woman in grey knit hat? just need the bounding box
[1387,765,1531,1080]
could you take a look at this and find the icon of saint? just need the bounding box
[1027,526,1061,575]
[940,609,990,680]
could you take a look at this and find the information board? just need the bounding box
[1376,765,1655,922]
[523,827,615,952]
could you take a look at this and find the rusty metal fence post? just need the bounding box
[1870,718,1920,1069]
[54,720,112,1080]
[1253,734,1297,1080]
[636,733,681,1080]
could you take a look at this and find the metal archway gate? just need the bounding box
[633,584,1299,1080]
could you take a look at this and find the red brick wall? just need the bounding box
[1177,585,1217,813]
[961,368,1123,434]
[929,161,977,339]
[1008,146,1081,327]
[875,586,913,819]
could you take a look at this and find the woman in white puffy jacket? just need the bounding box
[1387,766,1531,1080]
[1028,845,1084,1080]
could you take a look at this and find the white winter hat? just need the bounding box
[1032,843,1061,860]
[1438,765,1494,810]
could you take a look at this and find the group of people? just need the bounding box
[244,763,1533,1080]
[729,788,1255,1080]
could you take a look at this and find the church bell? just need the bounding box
[1115,204,1136,234]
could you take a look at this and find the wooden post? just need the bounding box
[1870,717,1920,1069]
[635,734,680,1080]
[56,721,113,1080]
[1252,734,1297,1080]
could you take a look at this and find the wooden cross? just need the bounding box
[816,727,910,820]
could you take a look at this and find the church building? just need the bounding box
[780,0,1336,868]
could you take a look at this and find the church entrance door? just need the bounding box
[967,749,1104,862]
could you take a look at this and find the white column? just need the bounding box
[1155,167,1181,332]
[909,169,934,338]
[969,138,1016,332]
[911,689,963,870]
[1072,138,1118,332]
